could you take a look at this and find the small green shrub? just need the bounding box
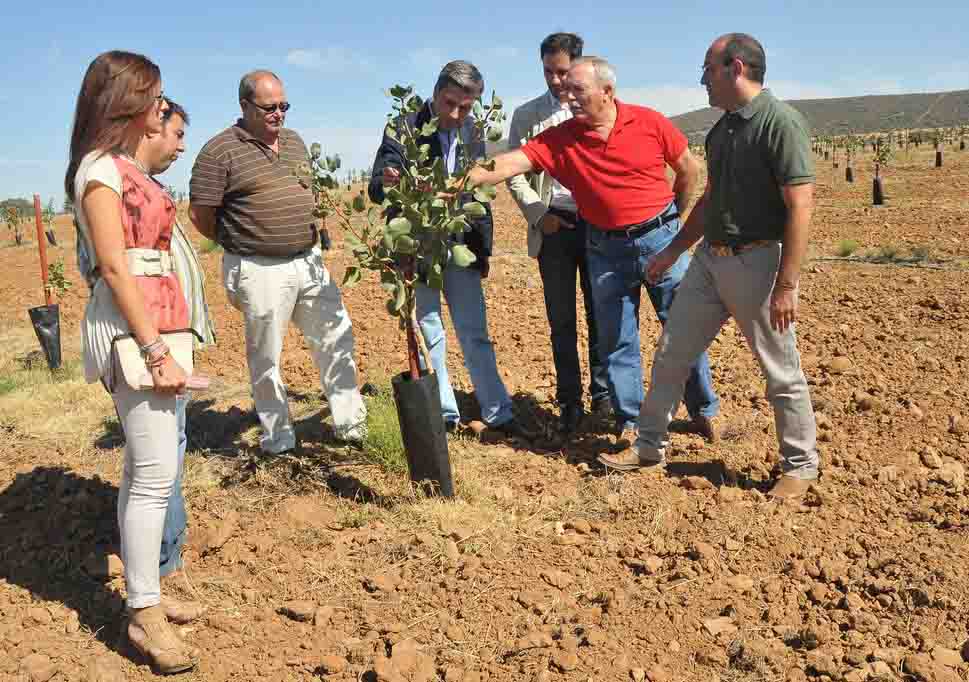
[836,239,860,257]
[875,245,899,261]
[910,245,931,262]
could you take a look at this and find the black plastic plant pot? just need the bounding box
[391,370,454,498]
[845,167,854,183]
[935,151,943,168]
[28,304,62,370]
[873,178,884,206]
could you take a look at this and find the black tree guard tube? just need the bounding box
[391,371,453,497]
[28,304,62,370]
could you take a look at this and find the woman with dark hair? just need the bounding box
[66,50,199,673]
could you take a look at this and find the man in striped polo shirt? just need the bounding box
[189,70,366,454]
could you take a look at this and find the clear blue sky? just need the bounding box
[2,0,967,210]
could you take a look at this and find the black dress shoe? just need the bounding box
[558,403,584,435]
[490,418,532,440]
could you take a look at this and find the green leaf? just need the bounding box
[487,127,503,142]
[491,94,503,110]
[388,217,412,234]
[419,119,438,137]
[447,216,469,234]
[390,85,412,99]
[463,202,486,218]
[473,184,497,203]
[395,235,417,254]
[310,143,322,159]
[342,266,361,287]
[430,197,446,210]
[351,194,366,212]
[450,244,477,268]
[393,283,407,312]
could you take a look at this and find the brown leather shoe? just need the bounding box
[768,475,813,501]
[691,415,719,443]
[597,446,666,473]
[161,596,206,625]
[128,605,199,674]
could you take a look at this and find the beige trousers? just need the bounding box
[222,247,367,453]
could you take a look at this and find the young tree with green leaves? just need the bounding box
[42,198,58,246]
[4,206,24,245]
[844,133,861,183]
[298,84,505,379]
[872,136,892,206]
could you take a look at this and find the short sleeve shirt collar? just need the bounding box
[232,120,292,147]
[729,88,772,121]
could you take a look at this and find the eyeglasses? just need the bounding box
[245,99,291,114]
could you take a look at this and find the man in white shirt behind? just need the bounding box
[506,33,608,437]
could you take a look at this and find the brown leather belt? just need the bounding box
[708,239,777,257]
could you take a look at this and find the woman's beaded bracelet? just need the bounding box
[146,348,171,369]
[139,337,166,357]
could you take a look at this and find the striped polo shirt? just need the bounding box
[190,122,318,257]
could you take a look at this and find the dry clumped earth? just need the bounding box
[0,147,968,682]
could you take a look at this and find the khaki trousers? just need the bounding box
[637,241,819,479]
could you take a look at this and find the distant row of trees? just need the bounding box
[813,125,968,168]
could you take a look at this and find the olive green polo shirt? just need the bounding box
[704,89,814,244]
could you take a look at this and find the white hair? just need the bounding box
[571,56,617,88]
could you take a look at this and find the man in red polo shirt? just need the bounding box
[467,56,720,444]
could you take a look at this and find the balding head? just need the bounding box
[239,70,282,102]
[238,69,288,143]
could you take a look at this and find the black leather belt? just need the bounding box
[587,205,679,239]
[547,206,578,221]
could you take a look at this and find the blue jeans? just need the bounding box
[416,263,514,426]
[585,208,720,431]
[537,218,609,407]
[159,395,187,577]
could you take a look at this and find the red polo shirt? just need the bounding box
[521,99,687,229]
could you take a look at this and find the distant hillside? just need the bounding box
[671,89,969,142]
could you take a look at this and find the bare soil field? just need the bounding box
[0,146,967,682]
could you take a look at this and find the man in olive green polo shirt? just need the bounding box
[599,33,819,500]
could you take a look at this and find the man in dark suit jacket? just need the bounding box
[368,60,521,436]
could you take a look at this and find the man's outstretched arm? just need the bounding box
[466,149,535,188]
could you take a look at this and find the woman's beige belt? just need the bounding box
[126,248,174,277]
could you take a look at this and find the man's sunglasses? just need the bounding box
[245,99,291,114]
